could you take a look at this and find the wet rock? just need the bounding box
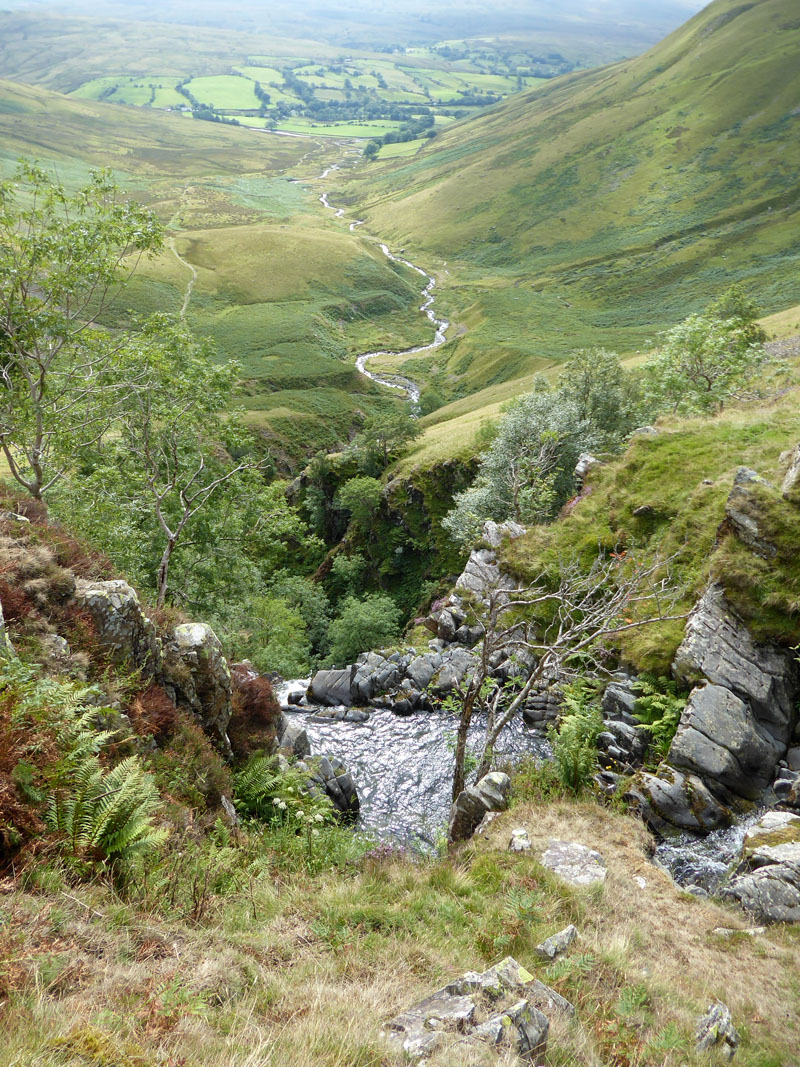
[624,767,731,834]
[724,862,800,923]
[669,684,783,801]
[287,690,305,706]
[72,578,161,676]
[303,754,359,820]
[540,840,606,885]
[278,719,311,758]
[162,623,232,758]
[672,584,798,741]
[535,924,578,961]
[310,667,354,707]
[522,684,562,728]
[306,707,369,724]
[696,1001,739,1059]
[430,646,478,696]
[509,827,532,853]
[449,771,511,843]
[597,719,648,772]
[725,467,777,558]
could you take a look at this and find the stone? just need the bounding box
[482,520,526,549]
[597,719,648,771]
[278,720,311,758]
[624,767,731,834]
[309,667,353,707]
[724,862,800,923]
[162,623,232,758]
[712,926,766,938]
[526,979,575,1018]
[535,924,578,961]
[509,828,532,853]
[430,647,478,696]
[780,443,800,498]
[540,840,606,885]
[696,1002,739,1059]
[602,679,638,724]
[669,684,783,801]
[38,633,71,664]
[303,755,359,820]
[787,747,800,772]
[724,467,777,558]
[574,452,600,487]
[0,597,14,656]
[672,584,798,740]
[287,690,305,706]
[72,578,161,676]
[474,1000,549,1058]
[385,990,476,1060]
[449,772,512,843]
[220,795,240,827]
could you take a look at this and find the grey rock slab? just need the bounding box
[724,862,800,923]
[449,772,511,843]
[602,680,638,724]
[309,667,353,707]
[725,466,777,558]
[696,1001,739,1059]
[672,584,798,738]
[624,766,731,833]
[540,840,606,885]
[385,990,476,1059]
[669,683,782,800]
[535,923,578,961]
[278,721,311,758]
[781,443,800,498]
[482,520,526,549]
[527,979,575,1017]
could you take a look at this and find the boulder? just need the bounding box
[723,862,800,924]
[509,827,532,853]
[72,579,161,676]
[669,684,783,801]
[277,719,311,758]
[540,840,606,886]
[602,679,639,724]
[430,646,478,696]
[672,584,798,741]
[449,771,511,843]
[724,467,777,558]
[474,999,549,1058]
[303,754,359,820]
[535,924,578,961]
[162,623,232,758]
[384,989,476,1059]
[624,766,731,834]
[696,1002,739,1059]
[309,667,353,707]
[574,452,600,488]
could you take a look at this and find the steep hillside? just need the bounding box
[342,0,800,405]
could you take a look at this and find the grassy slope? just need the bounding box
[0,77,432,464]
[342,0,800,438]
[496,373,800,676]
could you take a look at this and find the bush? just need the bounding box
[632,675,685,759]
[326,594,401,666]
[548,683,603,793]
[228,666,282,760]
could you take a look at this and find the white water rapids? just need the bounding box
[317,164,450,406]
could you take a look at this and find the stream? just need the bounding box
[317,164,450,406]
[277,681,550,849]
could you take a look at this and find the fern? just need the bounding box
[47,754,166,868]
[548,682,603,793]
[233,755,333,826]
[632,674,685,758]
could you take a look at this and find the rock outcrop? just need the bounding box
[72,579,161,677]
[724,467,777,558]
[625,767,730,835]
[162,623,233,759]
[540,840,607,886]
[449,771,511,843]
[383,956,560,1061]
[723,811,800,923]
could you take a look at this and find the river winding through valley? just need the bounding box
[317,164,450,406]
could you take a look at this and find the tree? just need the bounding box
[350,410,420,474]
[707,284,767,346]
[335,476,383,532]
[0,162,162,500]
[645,313,768,415]
[443,390,594,545]
[558,348,644,449]
[444,551,685,816]
[327,594,401,666]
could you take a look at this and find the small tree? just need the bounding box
[335,476,383,532]
[645,313,768,414]
[350,410,420,474]
[0,162,162,500]
[558,348,644,449]
[445,551,685,813]
[443,390,594,546]
[327,594,401,666]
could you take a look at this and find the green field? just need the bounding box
[185,74,260,109]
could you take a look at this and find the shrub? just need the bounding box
[632,675,685,759]
[228,666,282,760]
[326,593,401,666]
[548,683,603,793]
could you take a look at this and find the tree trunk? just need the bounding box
[156,537,177,608]
[451,686,477,801]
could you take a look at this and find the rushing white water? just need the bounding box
[276,681,550,849]
[316,165,450,406]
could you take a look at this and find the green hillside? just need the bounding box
[0,77,433,464]
[341,0,800,412]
